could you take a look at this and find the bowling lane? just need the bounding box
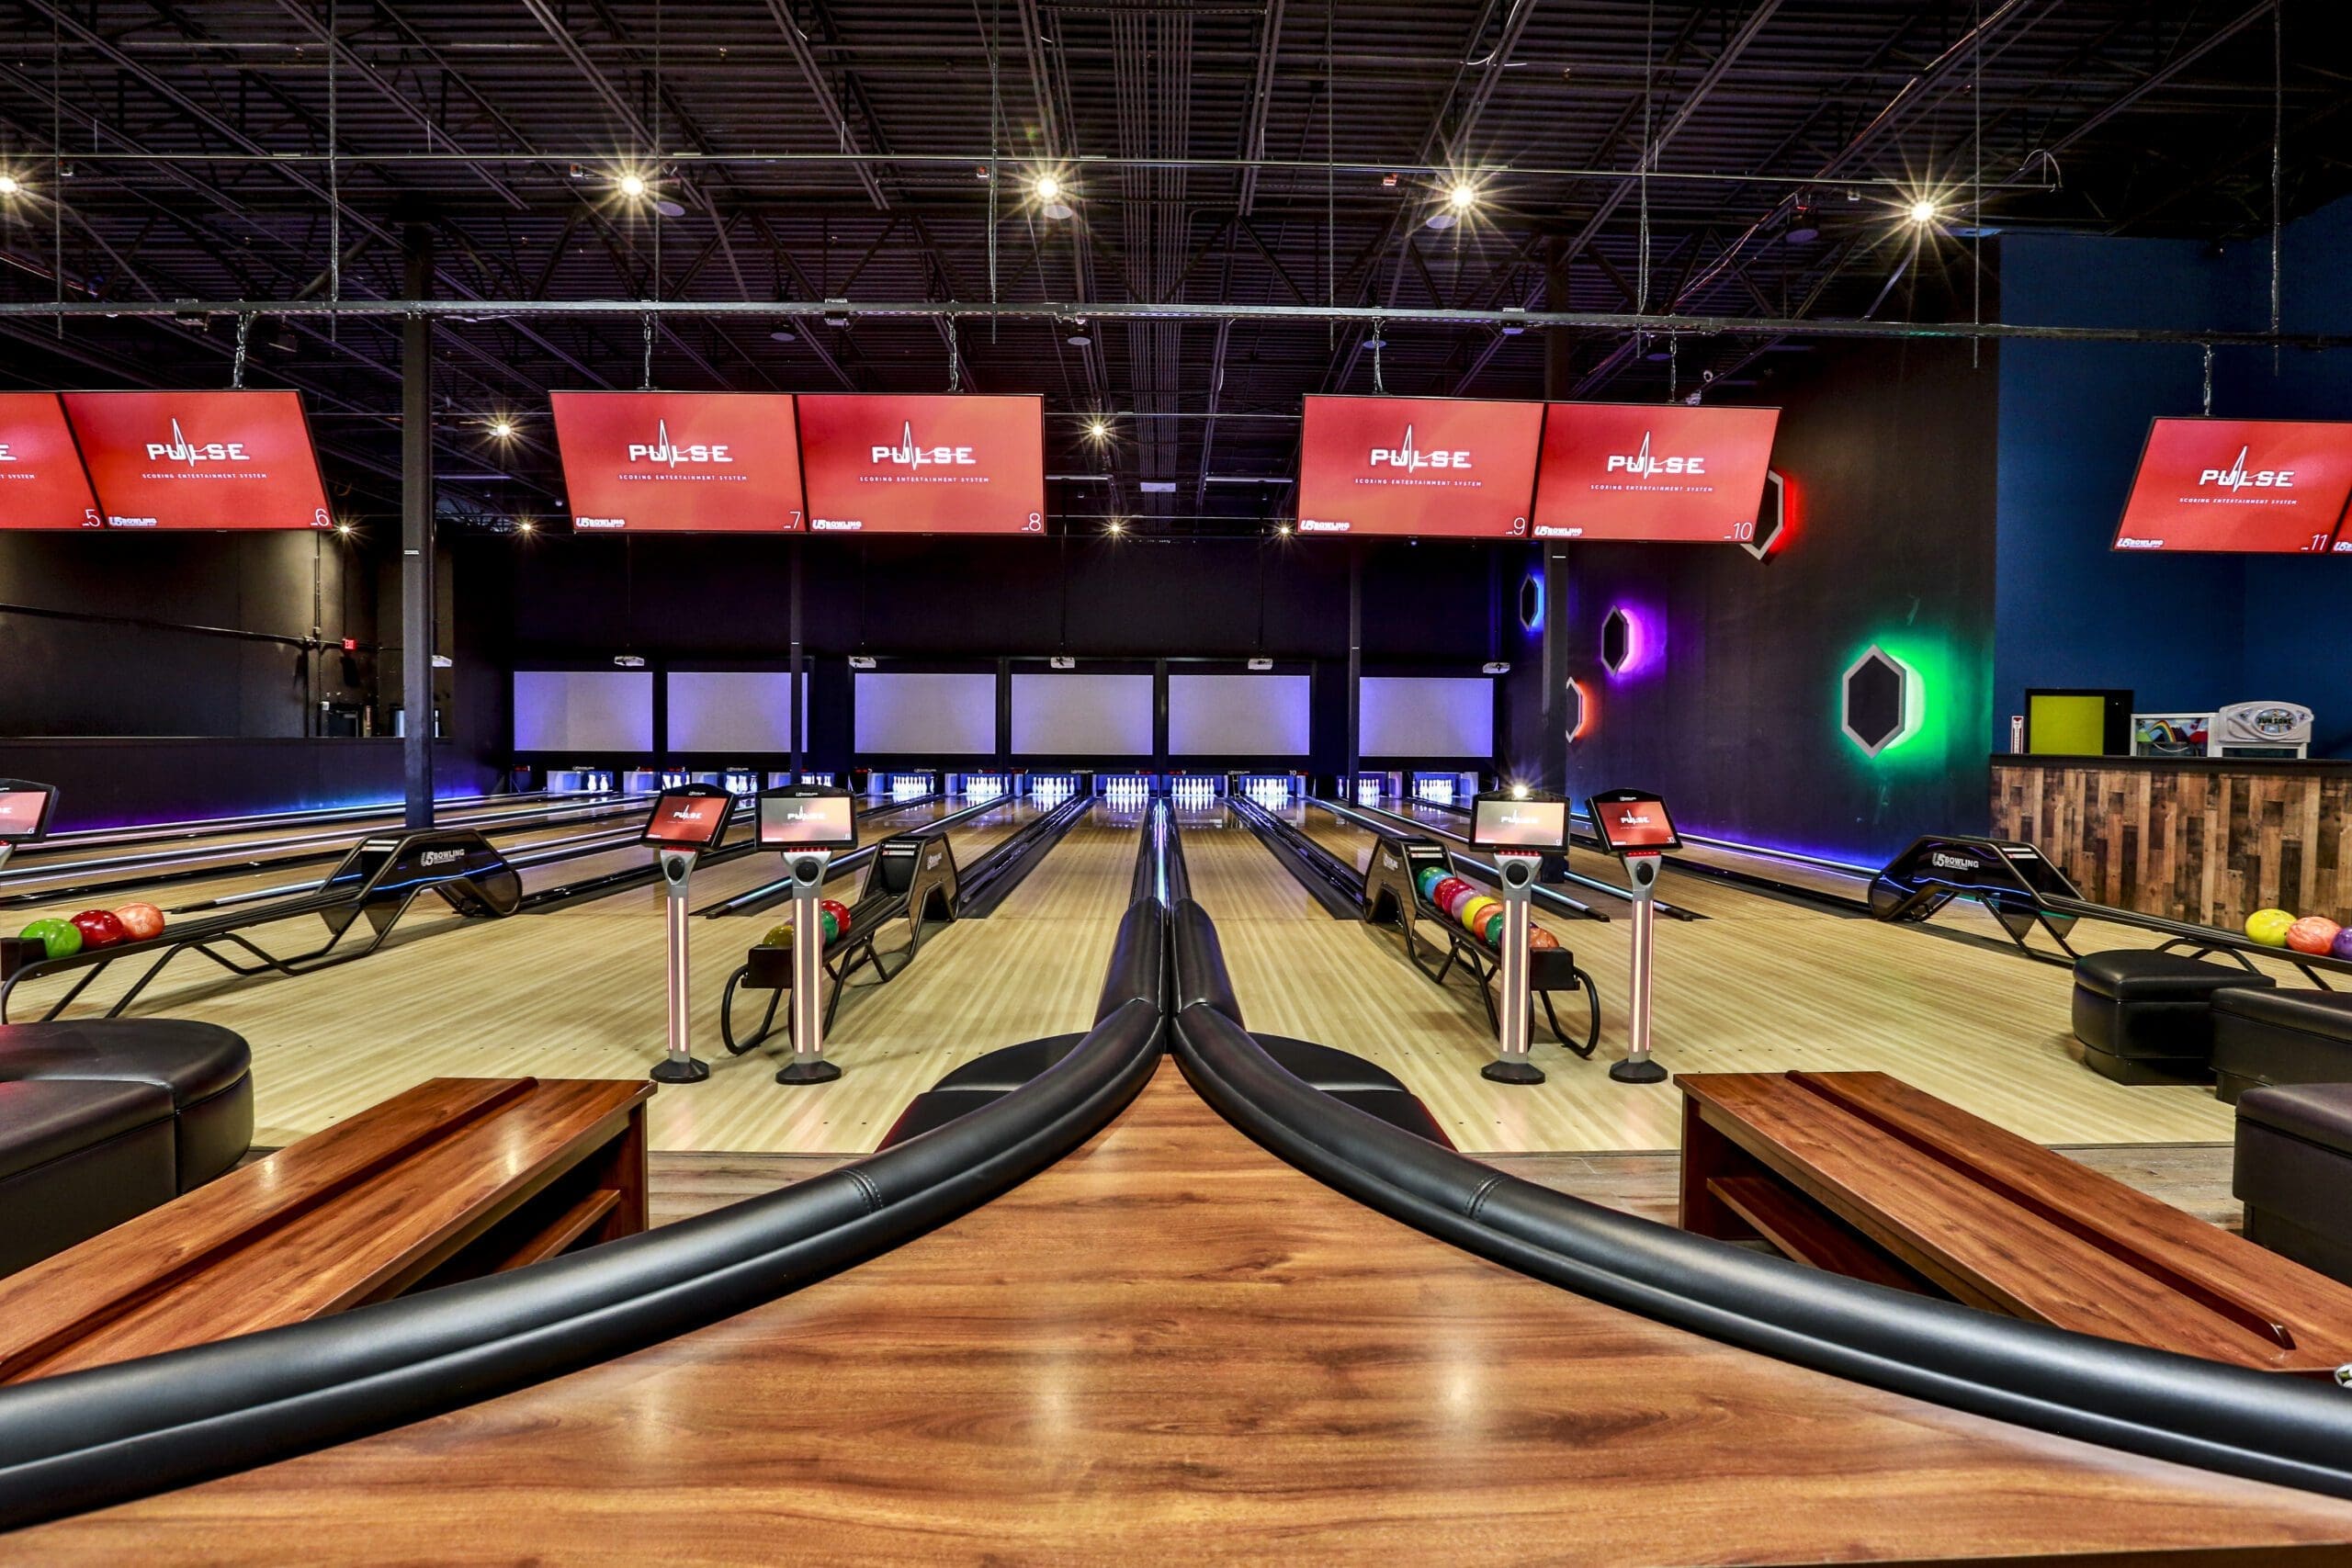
[0,789,589,870]
[574,795,1025,921]
[1293,799,1382,876]
[0,795,659,927]
[36,795,1136,1156]
[1180,809,2235,1155]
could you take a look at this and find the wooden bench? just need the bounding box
[0,1075,650,1383]
[1677,1069,2352,1375]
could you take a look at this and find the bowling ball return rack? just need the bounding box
[1360,831,1602,1058]
[1870,832,2352,987]
[719,832,961,1055]
[0,829,522,1022]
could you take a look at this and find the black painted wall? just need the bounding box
[1550,339,2001,864]
[0,528,504,828]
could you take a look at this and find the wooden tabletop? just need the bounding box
[0,1076,651,1384]
[1678,1069,2352,1373]
[11,1063,2352,1565]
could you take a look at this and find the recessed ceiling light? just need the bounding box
[652,197,685,219]
[769,328,798,343]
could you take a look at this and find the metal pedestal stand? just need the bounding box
[776,850,842,1085]
[1609,852,1669,1084]
[1481,850,1545,1085]
[650,847,710,1084]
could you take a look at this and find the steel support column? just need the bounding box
[401,224,437,829]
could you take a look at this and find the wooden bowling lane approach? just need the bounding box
[12,1061,2352,1564]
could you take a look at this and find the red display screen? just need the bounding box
[0,394,102,531]
[796,395,1046,535]
[642,791,733,848]
[758,791,857,850]
[1295,396,1543,538]
[61,390,332,530]
[1589,793,1679,853]
[2112,418,2352,555]
[1533,402,1780,543]
[1471,796,1569,852]
[0,786,56,841]
[550,392,806,533]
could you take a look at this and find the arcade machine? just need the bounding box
[1586,789,1680,1085]
[757,784,861,1086]
[644,782,737,1085]
[1467,790,1574,1086]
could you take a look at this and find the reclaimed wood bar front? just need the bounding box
[1991,753,2352,929]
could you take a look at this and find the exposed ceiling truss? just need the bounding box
[0,0,2343,534]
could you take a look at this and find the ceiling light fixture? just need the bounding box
[1085,418,1111,441]
[1907,197,1939,225]
[0,175,20,197]
[617,173,648,199]
[1035,173,1074,220]
[487,419,516,441]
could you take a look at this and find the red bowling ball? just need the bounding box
[69,908,130,950]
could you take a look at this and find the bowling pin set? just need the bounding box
[1170,776,1221,807]
[1238,774,1300,810]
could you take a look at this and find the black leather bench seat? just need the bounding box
[2211,987,2352,1104]
[2070,950,2273,1086]
[0,1020,254,1275]
[2234,1082,2352,1285]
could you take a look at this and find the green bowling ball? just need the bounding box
[18,918,81,961]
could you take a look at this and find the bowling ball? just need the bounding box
[2245,908,2296,947]
[1458,896,1499,932]
[1444,886,1481,920]
[17,918,80,961]
[2334,927,2352,963]
[820,909,841,943]
[1481,911,1506,948]
[114,903,165,942]
[1428,876,1465,909]
[820,898,853,936]
[1416,867,1445,899]
[2287,916,2344,956]
[760,922,795,948]
[1528,926,1561,952]
[69,910,128,951]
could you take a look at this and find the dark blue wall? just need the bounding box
[1996,198,2352,754]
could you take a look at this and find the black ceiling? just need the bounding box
[1,0,2345,533]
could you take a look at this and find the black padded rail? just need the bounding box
[1160,897,2352,1502]
[0,943,1167,1531]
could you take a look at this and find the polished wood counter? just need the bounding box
[13,1065,2352,1564]
[1992,753,2352,927]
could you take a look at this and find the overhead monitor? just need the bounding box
[0,394,102,531]
[0,781,59,843]
[61,390,332,530]
[1587,790,1681,854]
[757,786,858,851]
[796,394,1046,535]
[640,785,735,850]
[1295,395,1543,537]
[549,391,805,533]
[1532,402,1781,543]
[1470,792,1569,853]
[2111,418,2352,555]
